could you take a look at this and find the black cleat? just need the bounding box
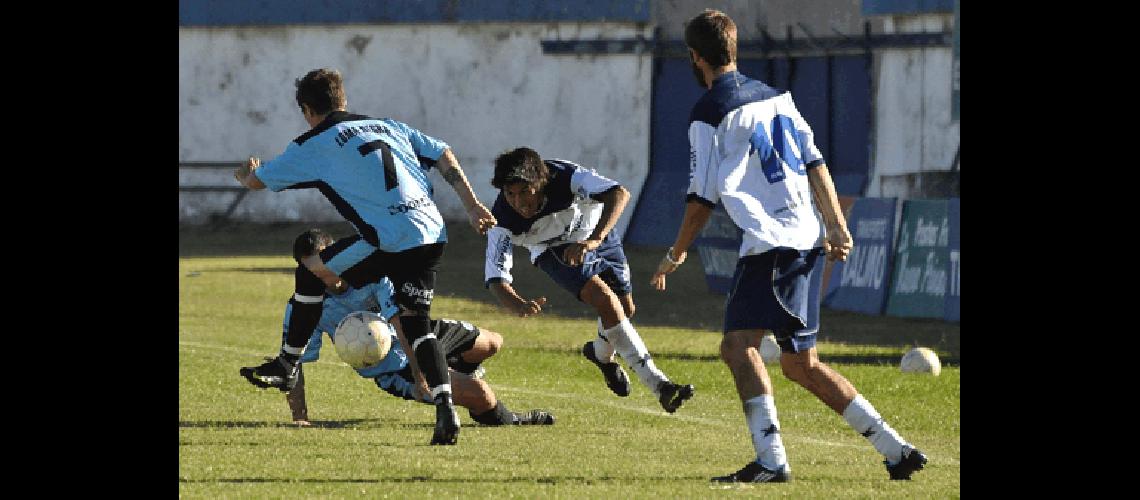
[657,382,695,413]
[239,356,299,392]
[515,410,555,426]
[430,401,461,445]
[886,446,927,480]
[582,342,631,397]
[711,461,791,483]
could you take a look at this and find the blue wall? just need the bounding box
[179,0,651,26]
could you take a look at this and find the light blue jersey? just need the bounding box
[256,112,450,253]
[284,279,409,379]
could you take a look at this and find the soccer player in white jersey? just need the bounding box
[650,10,927,483]
[484,147,694,413]
[233,68,496,445]
[282,229,554,428]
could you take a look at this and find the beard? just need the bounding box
[690,60,707,88]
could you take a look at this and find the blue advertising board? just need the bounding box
[943,198,959,322]
[885,200,950,318]
[694,206,742,294]
[822,198,898,314]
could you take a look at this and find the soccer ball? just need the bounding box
[759,334,782,364]
[900,347,941,376]
[333,311,393,369]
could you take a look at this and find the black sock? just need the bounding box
[279,351,300,366]
[470,401,516,426]
[399,315,450,389]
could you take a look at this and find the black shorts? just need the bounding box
[388,318,480,392]
[299,236,445,314]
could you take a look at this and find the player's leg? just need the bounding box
[775,249,925,480]
[385,243,460,445]
[285,364,310,426]
[449,370,555,426]
[711,250,794,483]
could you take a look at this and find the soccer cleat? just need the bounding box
[582,341,631,397]
[885,446,927,480]
[710,461,791,483]
[515,410,555,426]
[657,382,695,413]
[239,356,299,392]
[430,400,461,445]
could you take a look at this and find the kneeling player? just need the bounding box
[278,229,554,427]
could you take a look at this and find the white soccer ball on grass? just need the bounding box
[333,311,393,369]
[759,334,782,364]
[900,347,941,376]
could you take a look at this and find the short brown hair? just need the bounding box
[294,68,347,115]
[492,147,550,190]
[684,9,737,67]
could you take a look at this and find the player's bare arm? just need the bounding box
[298,254,348,294]
[437,149,496,235]
[563,186,630,266]
[233,156,267,190]
[806,164,852,262]
[390,312,433,398]
[488,280,547,318]
[651,201,714,291]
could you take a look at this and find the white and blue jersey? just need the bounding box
[484,159,620,287]
[688,71,826,257]
[256,112,450,255]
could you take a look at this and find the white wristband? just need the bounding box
[665,247,683,265]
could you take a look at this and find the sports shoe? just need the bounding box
[710,461,791,483]
[582,341,631,397]
[657,381,695,413]
[239,356,299,392]
[430,400,461,445]
[515,409,555,425]
[885,446,927,480]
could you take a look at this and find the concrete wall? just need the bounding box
[179,22,653,237]
[652,0,877,39]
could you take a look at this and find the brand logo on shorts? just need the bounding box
[401,282,434,305]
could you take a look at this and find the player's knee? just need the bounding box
[780,351,815,383]
[719,335,748,365]
[483,331,502,356]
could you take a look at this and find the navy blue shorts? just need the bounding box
[723,247,825,353]
[535,233,632,301]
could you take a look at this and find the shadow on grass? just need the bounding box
[182,223,961,361]
[179,419,380,429]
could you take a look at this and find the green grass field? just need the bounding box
[179,223,960,498]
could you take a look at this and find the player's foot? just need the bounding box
[239,356,299,392]
[885,446,927,480]
[582,342,631,397]
[515,410,555,425]
[657,382,695,413]
[430,400,461,445]
[710,461,791,483]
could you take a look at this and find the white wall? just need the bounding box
[867,14,959,199]
[179,23,653,237]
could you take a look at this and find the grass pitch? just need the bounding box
[179,223,960,498]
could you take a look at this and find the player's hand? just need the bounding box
[650,247,686,291]
[823,224,853,262]
[234,156,260,187]
[511,296,547,317]
[412,382,432,403]
[468,202,497,235]
[562,239,602,267]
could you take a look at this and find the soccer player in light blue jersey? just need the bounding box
[483,147,694,414]
[233,68,496,445]
[281,229,554,428]
[651,10,926,483]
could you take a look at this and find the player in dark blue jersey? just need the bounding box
[233,68,496,445]
[483,147,694,414]
[651,10,926,482]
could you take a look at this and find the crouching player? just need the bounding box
[280,229,554,427]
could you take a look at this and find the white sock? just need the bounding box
[593,317,616,363]
[842,394,910,464]
[743,395,789,471]
[602,318,669,393]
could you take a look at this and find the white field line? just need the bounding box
[180,338,956,462]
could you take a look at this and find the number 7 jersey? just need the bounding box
[687,71,826,257]
[253,111,449,253]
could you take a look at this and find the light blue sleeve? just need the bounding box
[387,119,449,164]
[373,278,401,321]
[255,141,324,192]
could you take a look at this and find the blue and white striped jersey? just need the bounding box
[688,71,826,256]
[484,159,619,286]
[255,112,450,253]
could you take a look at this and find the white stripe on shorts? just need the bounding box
[411,333,437,351]
[293,293,324,304]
